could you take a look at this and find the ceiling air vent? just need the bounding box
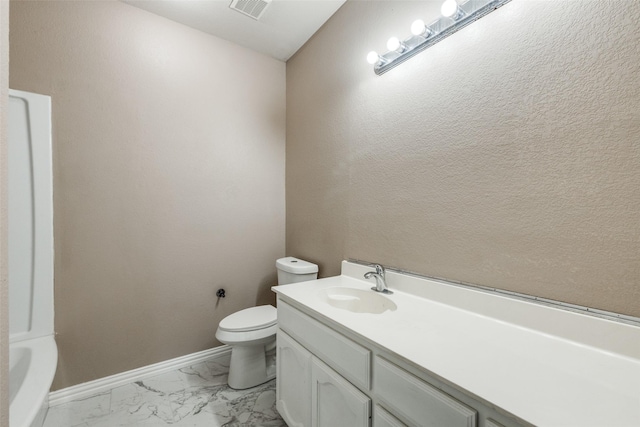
[229,0,272,21]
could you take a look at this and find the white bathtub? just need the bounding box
[9,89,56,427]
[10,337,58,427]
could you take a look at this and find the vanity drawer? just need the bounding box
[278,299,371,389]
[375,405,406,427]
[374,356,477,427]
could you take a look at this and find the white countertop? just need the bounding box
[273,261,640,427]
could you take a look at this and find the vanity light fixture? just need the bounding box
[368,0,512,75]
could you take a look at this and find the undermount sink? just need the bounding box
[318,287,397,314]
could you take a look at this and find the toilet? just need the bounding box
[215,256,318,389]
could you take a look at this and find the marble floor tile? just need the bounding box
[109,381,176,425]
[43,392,111,427]
[44,354,286,427]
[178,361,228,388]
[205,354,231,375]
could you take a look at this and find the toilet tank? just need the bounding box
[276,257,318,285]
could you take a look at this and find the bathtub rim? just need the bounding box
[8,88,54,346]
[9,335,57,427]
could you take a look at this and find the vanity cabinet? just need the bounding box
[277,328,371,427]
[276,298,526,427]
[311,357,371,427]
[276,330,312,427]
[277,299,370,389]
[277,297,372,427]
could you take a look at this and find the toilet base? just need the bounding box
[227,338,277,390]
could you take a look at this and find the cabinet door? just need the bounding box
[311,358,371,427]
[277,330,312,427]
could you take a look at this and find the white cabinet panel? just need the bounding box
[374,405,406,427]
[312,358,371,427]
[278,300,371,389]
[277,331,312,427]
[374,357,477,427]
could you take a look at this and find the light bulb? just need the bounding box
[386,37,401,52]
[387,36,407,53]
[441,0,459,18]
[366,51,380,65]
[411,19,427,36]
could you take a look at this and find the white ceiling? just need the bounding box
[123,0,346,62]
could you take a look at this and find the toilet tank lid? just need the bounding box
[276,257,318,274]
[218,305,277,332]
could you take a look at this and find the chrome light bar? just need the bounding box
[368,0,513,75]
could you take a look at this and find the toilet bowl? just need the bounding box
[215,257,318,389]
[215,305,278,390]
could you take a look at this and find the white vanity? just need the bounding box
[272,261,640,427]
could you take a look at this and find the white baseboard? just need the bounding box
[49,345,231,407]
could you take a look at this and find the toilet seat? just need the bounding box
[215,305,278,346]
[218,305,277,332]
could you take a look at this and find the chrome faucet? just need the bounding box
[364,264,393,294]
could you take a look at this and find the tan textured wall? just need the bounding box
[287,1,640,317]
[0,1,9,424]
[10,1,285,389]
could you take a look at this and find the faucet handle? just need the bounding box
[374,264,385,276]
